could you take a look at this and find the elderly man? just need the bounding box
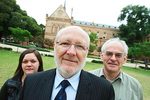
[91,37,143,100]
[20,26,115,100]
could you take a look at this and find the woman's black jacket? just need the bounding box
[0,77,22,100]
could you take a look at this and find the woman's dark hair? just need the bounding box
[13,48,43,80]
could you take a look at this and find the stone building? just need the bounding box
[44,5,119,54]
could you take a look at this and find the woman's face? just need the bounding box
[22,53,40,75]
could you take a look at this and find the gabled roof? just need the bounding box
[49,5,70,19]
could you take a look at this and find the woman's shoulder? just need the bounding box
[4,78,22,91]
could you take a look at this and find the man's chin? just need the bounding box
[107,65,118,71]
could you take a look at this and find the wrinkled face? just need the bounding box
[101,42,127,74]
[22,53,39,75]
[54,29,89,78]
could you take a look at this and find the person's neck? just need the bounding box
[21,74,26,83]
[103,69,120,81]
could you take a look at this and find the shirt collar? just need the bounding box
[54,69,80,91]
[100,68,123,84]
[119,72,125,84]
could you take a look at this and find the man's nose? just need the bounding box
[66,45,76,56]
[110,54,117,60]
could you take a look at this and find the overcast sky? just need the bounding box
[16,0,150,27]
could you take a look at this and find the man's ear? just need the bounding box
[100,52,103,60]
[123,55,128,63]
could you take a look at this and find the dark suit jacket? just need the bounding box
[20,69,114,100]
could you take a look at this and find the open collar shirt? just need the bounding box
[90,68,143,100]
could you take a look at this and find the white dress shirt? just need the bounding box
[51,69,81,100]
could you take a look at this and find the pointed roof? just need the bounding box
[49,5,70,19]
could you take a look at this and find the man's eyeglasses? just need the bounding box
[56,41,88,52]
[105,51,124,59]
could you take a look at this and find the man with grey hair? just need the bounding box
[91,37,143,100]
[20,26,115,100]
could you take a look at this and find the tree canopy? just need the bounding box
[9,27,32,42]
[0,0,43,43]
[118,5,150,45]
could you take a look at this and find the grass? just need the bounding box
[0,49,150,100]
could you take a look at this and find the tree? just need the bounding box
[0,0,42,44]
[89,32,98,52]
[0,0,24,37]
[128,42,150,60]
[32,24,45,47]
[118,5,150,45]
[22,16,42,36]
[9,27,32,43]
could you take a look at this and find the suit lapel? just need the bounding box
[75,70,92,100]
[37,69,56,100]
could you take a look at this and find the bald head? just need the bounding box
[55,26,90,48]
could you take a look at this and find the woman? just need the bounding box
[0,48,43,100]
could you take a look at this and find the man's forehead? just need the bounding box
[106,42,124,51]
[59,31,87,40]
[107,42,123,48]
[59,36,87,44]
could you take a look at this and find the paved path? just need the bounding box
[0,43,146,68]
[123,62,145,68]
[0,43,54,56]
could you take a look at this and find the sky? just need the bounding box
[16,0,150,27]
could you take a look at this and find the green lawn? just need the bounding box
[0,49,150,100]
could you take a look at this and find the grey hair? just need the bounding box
[101,37,128,55]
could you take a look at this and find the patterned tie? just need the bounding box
[54,80,70,100]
